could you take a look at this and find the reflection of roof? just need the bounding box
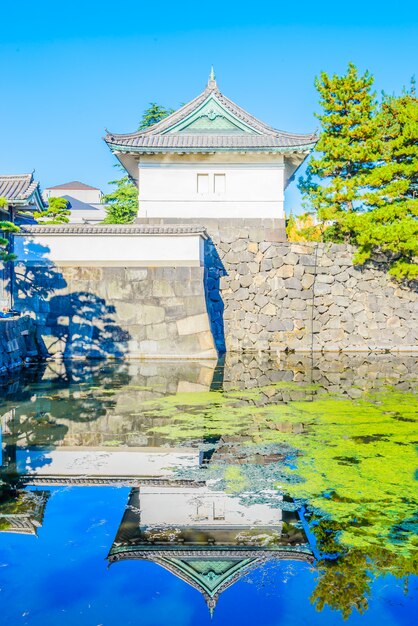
[46,181,100,191]
[0,490,50,535]
[105,70,316,155]
[0,174,45,208]
[107,486,313,613]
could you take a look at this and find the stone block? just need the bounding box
[282,252,298,266]
[152,281,175,297]
[276,265,294,278]
[177,313,210,336]
[284,277,302,290]
[302,274,315,289]
[261,303,278,316]
[254,294,269,308]
[146,323,169,340]
[136,304,166,325]
[126,268,148,281]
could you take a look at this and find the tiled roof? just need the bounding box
[105,76,317,154]
[46,181,100,191]
[0,174,44,205]
[17,224,208,237]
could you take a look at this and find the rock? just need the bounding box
[235,288,250,301]
[177,313,210,336]
[302,274,315,289]
[261,303,278,316]
[276,265,294,278]
[284,277,303,290]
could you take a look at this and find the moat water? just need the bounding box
[0,354,417,626]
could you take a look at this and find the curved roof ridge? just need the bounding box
[104,80,317,151]
[106,89,209,141]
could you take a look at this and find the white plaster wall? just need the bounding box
[138,155,285,219]
[139,485,283,527]
[46,188,102,204]
[16,448,200,477]
[67,207,108,224]
[14,234,204,266]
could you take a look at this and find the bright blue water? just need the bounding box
[0,487,416,626]
[0,357,416,626]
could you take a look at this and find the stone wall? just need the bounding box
[0,316,39,373]
[13,265,217,360]
[217,240,417,352]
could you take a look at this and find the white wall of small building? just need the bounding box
[139,485,283,527]
[137,153,285,219]
[14,233,204,266]
[45,188,102,204]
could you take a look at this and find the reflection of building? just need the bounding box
[0,489,49,535]
[108,485,313,613]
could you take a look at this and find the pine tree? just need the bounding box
[300,64,418,281]
[104,103,173,224]
[34,197,70,224]
[299,63,378,232]
[138,103,174,130]
[342,90,418,279]
[102,166,139,224]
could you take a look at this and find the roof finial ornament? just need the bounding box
[207,65,217,90]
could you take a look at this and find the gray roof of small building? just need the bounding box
[46,181,101,191]
[0,174,45,207]
[105,73,317,154]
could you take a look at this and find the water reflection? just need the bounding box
[108,485,312,614]
[0,354,417,624]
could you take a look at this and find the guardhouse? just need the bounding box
[104,69,316,232]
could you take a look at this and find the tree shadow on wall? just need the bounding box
[12,239,130,359]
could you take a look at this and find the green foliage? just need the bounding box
[104,102,173,223]
[300,64,418,280]
[102,166,138,224]
[0,215,20,263]
[34,197,70,224]
[299,62,377,223]
[286,211,323,242]
[136,380,418,619]
[138,102,174,130]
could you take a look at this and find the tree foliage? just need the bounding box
[104,103,173,224]
[0,198,20,262]
[137,102,174,130]
[300,64,418,280]
[286,211,324,242]
[102,166,139,224]
[34,197,70,224]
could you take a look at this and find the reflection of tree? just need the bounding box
[310,516,418,620]
[139,379,418,619]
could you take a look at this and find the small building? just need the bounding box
[105,69,316,231]
[0,173,45,221]
[44,181,106,224]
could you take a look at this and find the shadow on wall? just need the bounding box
[204,238,226,355]
[11,239,130,359]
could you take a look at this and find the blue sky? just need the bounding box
[0,0,417,211]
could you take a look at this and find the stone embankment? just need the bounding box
[0,316,39,373]
[216,239,417,352]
